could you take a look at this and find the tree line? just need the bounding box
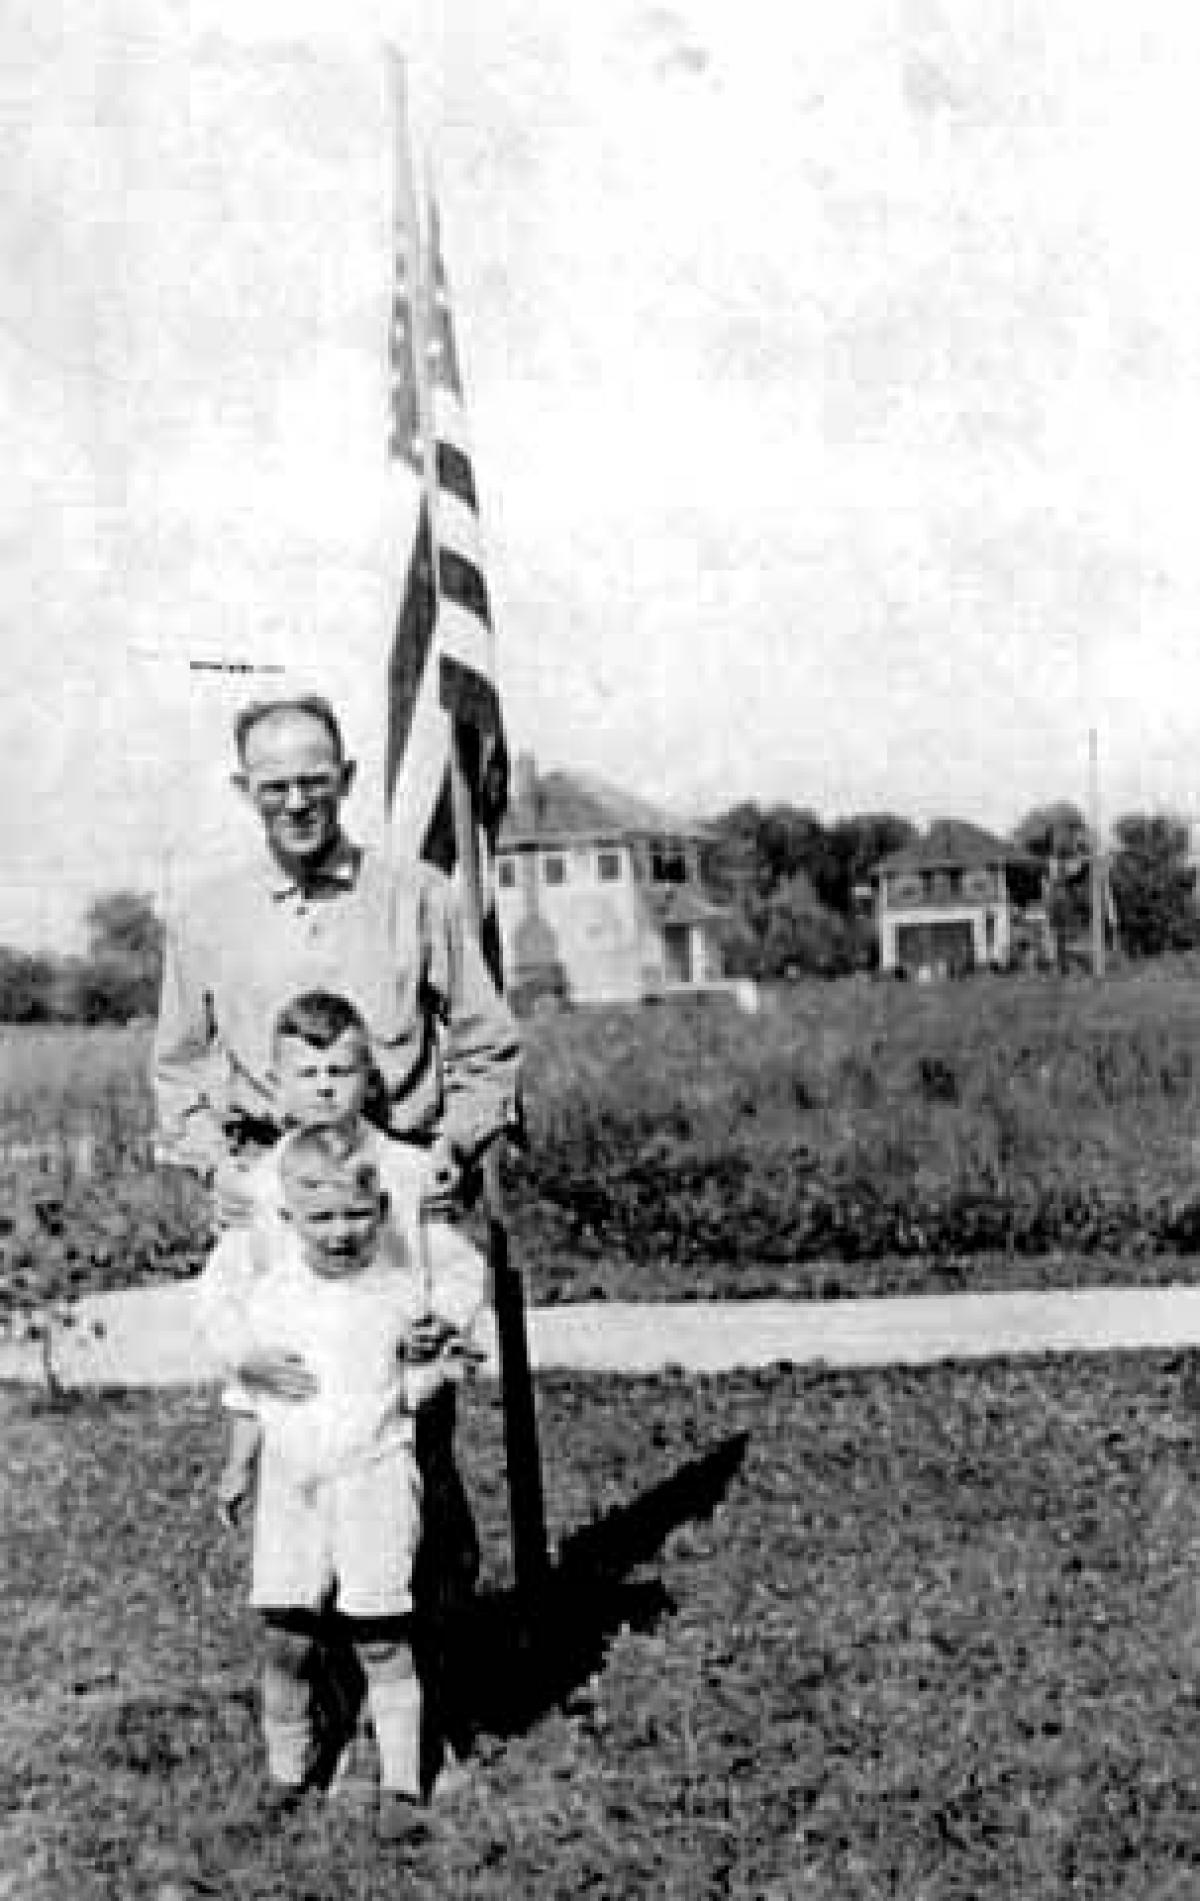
[0,892,164,1024]
[0,802,1195,1021]
[699,800,1200,979]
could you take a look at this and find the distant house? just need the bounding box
[495,755,728,1006]
[868,820,1045,977]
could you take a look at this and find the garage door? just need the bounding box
[895,920,975,977]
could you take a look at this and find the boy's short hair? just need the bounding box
[280,1125,381,1202]
[272,990,369,1055]
[233,694,345,766]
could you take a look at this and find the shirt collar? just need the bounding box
[260,835,362,900]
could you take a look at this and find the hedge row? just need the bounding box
[508,1135,1200,1267]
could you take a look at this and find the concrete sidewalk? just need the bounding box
[5,1280,1200,1388]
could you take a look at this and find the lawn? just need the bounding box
[6,1354,1200,1898]
[7,970,1200,1312]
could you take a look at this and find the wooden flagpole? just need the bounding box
[394,55,549,1600]
[448,734,550,1604]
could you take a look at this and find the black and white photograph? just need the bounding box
[6,3,1200,1895]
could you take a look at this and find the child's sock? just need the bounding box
[367,1672,423,1797]
[262,1641,315,1786]
[263,1712,314,1787]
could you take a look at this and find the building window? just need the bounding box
[497,857,516,890]
[929,870,960,902]
[890,874,924,907]
[597,849,622,883]
[651,845,687,885]
[542,852,567,887]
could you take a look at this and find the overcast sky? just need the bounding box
[3,0,1200,946]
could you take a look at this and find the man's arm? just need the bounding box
[421,871,521,1165]
[153,901,226,1179]
[197,1227,319,1398]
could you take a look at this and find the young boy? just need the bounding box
[211,989,487,1528]
[204,990,488,1799]
[199,1124,471,1841]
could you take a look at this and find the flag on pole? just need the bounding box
[382,64,546,1604]
[383,67,508,879]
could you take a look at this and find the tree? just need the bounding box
[1012,801,1091,865]
[701,803,767,910]
[64,890,164,1022]
[826,814,918,913]
[85,891,164,973]
[758,806,842,911]
[0,947,56,1022]
[1109,814,1199,959]
[1012,802,1092,968]
[759,872,853,979]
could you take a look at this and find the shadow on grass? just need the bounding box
[458,1429,750,1742]
[62,1427,750,1821]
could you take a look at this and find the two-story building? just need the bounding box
[869,820,1044,977]
[494,755,728,1006]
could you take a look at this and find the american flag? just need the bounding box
[383,75,508,892]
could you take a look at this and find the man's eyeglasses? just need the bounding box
[249,773,342,813]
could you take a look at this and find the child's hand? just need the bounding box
[404,1348,467,1410]
[238,1350,318,1401]
[401,1313,457,1365]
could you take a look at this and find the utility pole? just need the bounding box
[1088,726,1106,979]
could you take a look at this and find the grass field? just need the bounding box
[6,971,1200,1310]
[6,1356,1200,1898]
[7,990,1200,1896]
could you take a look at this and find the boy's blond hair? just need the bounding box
[279,1125,381,1203]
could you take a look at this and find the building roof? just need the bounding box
[871,819,1038,878]
[500,767,709,847]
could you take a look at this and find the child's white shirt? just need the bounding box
[234,1239,422,1485]
[199,1123,488,1422]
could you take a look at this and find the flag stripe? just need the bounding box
[384,63,508,958]
[438,600,495,694]
[422,764,456,874]
[440,651,504,732]
[384,502,436,808]
[436,439,478,510]
[438,545,490,625]
[432,489,488,576]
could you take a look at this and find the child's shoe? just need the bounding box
[260,1778,306,1825]
[377,1790,430,1847]
[431,1742,473,1801]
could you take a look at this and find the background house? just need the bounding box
[869,820,1045,977]
[495,755,728,1006]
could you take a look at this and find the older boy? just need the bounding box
[211,989,487,1527]
[200,1127,469,1843]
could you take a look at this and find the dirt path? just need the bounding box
[5,1280,1200,1388]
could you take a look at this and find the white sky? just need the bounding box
[4,0,1200,945]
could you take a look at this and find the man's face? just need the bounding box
[236,710,354,866]
[274,1028,370,1131]
[282,1167,386,1278]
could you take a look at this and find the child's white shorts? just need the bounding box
[251,1444,422,1618]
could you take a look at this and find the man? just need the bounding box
[154,690,520,1795]
[154,691,520,1218]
